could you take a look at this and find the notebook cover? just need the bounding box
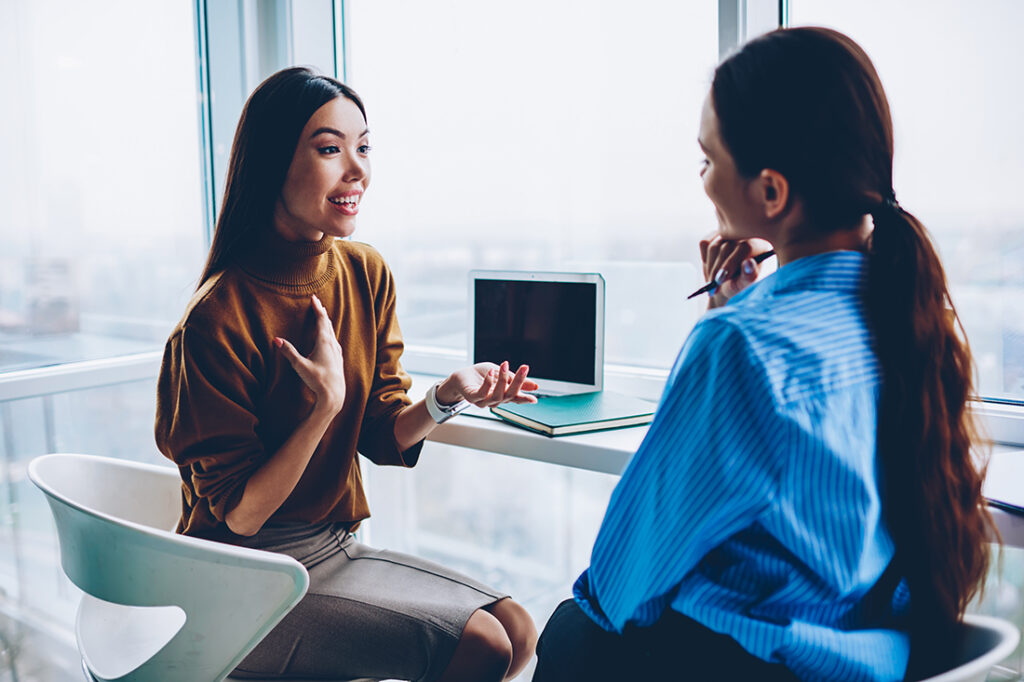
[491,390,656,432]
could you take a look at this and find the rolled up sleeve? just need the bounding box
[155,325,264,528]
[356,264,422,467]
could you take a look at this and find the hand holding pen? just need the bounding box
[690,237,775,306]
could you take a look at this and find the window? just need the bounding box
[345,0,720,374]
[0,1,204,668]
[0,0,207,372]
[788,0,1024,403]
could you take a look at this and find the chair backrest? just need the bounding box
[29,453,310,682]
[31,452,182,531]
[916,614,1020,682]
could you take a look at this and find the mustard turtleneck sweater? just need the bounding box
[155,230,421,542]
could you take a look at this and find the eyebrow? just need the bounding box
[697,138,709,152]
[310,127,370,140]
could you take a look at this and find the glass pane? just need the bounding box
[788,0,1024,401]
[362,443,618,643]
[0,378,164,670]
[346,1,720,369]
[0,1,206,372]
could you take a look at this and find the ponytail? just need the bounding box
[867,198,994,675]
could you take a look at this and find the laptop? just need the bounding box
[468,270,605,396]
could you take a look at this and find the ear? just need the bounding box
[754,169,790,219]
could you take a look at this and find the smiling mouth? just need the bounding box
[328,194,361,208]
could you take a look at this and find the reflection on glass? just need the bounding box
[346,0,717,369]
[0,1,206,372]
[789,0,1024,401]
[362,442,619,641]
[0,378,164,679]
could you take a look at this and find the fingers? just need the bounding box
[274,336,309,377]
[490,361,510,403]
[504,364,529,398]
[463,362,539,406]
[712,240,752,286]
[311,295,337,342]
[700,234,721,281]
[463,366,499,402]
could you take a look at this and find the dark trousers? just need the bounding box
[533,598,800,681]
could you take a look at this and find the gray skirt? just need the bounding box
[229,522,507,681]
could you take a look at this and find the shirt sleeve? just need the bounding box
[154,324,264,523]
[574,314,781,632]
[356,262,422,467]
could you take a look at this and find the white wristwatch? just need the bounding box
[426,381,471,424]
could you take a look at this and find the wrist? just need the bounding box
[435,378,462,406]
[308,401,341,427]
[426,381,470,424]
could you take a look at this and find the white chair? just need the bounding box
[915,614,1019,682]
[29,453,379,682]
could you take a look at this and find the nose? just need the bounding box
[341,148,367,183]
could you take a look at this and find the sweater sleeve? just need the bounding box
[573,315,780,632]
[155,324,265,524]
[356,262,422,467]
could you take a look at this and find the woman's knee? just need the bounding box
[457,609,514,679]
[488,598,538,658]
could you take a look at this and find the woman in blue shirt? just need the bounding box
[533,27,994,682]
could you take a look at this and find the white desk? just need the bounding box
[411,374,647,476]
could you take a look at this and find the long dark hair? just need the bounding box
[197,67,366,288]
[712,27,992,673]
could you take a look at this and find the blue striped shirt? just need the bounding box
[574,251,910,682]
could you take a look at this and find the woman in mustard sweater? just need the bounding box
[155,67,537,682]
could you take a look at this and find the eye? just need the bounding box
[318,145,340,155]
[699,158,710,175]
[358,144,373,155]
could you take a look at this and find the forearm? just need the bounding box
[393,399,437,453]
[392,378,466,452]
[225,407,336,536]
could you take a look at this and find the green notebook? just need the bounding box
[490,390,656,437]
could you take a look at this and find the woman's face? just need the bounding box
[698,94,766,242]
[273,95,371,242]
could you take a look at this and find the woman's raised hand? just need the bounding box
[440,361,539,407]
[274,295,347,417]
[699,235,772,309]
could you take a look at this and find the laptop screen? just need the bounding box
[470,271,604,394]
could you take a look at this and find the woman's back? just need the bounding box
[583,251,907,681]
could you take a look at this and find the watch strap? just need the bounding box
[426,382,470,424]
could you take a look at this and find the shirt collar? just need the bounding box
[730,250,868,306]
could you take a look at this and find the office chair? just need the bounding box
[29,453,379,682]
[912,614,1019,682]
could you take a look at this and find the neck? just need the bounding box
[272,199,325,243]
[774,216,872,266]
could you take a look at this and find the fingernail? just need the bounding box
[714,267,728,284]
[273,338,283,348]
[742,258,755,276]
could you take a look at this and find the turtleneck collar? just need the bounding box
[238,227,336,292]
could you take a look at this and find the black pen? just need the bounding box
[686,250,776,300]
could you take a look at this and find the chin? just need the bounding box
[325,220,358,239]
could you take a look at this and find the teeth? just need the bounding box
[331,195,360,205]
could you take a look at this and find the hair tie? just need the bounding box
[881,190,901,214]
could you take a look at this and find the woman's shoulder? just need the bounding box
[331,239,395,291]
[172,268,251,336]
[332,238,388,268]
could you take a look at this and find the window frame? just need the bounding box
[2,0,1021,448]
